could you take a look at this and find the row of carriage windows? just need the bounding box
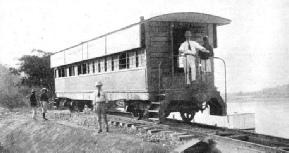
[55,50,146,78]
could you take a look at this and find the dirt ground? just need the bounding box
[0,107,168,153]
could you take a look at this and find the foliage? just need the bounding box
[18,49,55,94]
[0,64,28,109]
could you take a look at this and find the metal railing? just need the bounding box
[212,57,227,103]
[157,55,227,103]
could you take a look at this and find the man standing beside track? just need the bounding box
[92,81,109,133]
[40,88,49,120]
[179,30,209,85]
[30,89,37,120]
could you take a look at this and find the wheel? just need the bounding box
[180,110,195,123]
[59,99,66,110]
[131,109,143,120]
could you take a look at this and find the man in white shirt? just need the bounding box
[92,81,109,133]
[179,31,209,85]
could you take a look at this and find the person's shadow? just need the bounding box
[184,139,222,153]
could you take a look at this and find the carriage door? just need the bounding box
[172,27,187,73]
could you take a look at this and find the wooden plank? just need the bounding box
[150,42,170,52]
[150,36,169,42]
[148,26,169,33]
[172,22,206,28]
[150,58,171,66]
[149,21,170,27]
[150,52,171,58]
[149,31,170,37]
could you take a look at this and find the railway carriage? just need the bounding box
[50,12,231,122]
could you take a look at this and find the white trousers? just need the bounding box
[183,56,196,84]
[31,107,37,119]
[201,59,212,72]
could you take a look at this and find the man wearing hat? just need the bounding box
[40,88,49,120]
[179,30,210,85]
[30,89,37,120]
[92,81,109,133]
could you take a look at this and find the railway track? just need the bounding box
[51,111,289,153]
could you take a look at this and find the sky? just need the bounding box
[0,0,289,93]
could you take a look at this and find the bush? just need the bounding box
[0,64,29,109]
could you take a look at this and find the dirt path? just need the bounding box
[0,109,168,153]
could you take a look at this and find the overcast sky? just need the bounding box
[0,0,289,93]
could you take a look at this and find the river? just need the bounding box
[227,98,289,139]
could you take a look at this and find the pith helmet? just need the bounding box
[184,31,192,37]
[31,89,36,93]
[42,88,48,91]
[95,81,103,87]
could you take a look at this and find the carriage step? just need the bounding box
[151,102,161,104]
[148,110,159,113]
[157,94,166,97]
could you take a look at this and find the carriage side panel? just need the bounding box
[55,68,148,101]
[146,21,172,95]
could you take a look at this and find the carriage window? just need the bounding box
[137,50,146,67]
[58,67,66,77]
[98,60,101,72]
[82,63,87,74]
[119,52,129,70]
[69,66,75,76]
[92,61,95,73]
[57,69,61,77]
[58,69,61,77]
[128,51,136,68]
[106,56,112,72]
[77,64,82,75]
[54,69,57,78]
[99,58,105,72]
[112,57,114,71]
[113,55,119,71]
[87,63,90,74]
[105,58,107,72]
[94,60,98,73]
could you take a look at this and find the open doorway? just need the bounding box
[172,27,187,73]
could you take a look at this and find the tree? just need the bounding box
[0,64,27,109]
[18,49,55,94]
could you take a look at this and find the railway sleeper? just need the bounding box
[226,134,250,141]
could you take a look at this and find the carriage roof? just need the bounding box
[147,12,231,25]
[50,12,230,68]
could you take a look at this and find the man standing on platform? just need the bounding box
[201,36,214,73]
[179,30,209,85]
[92,81,109,133]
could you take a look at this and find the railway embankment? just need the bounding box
[0,108,169,153]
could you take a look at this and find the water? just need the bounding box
[227,98,289,139]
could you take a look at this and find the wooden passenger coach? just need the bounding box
[50,12,231,122]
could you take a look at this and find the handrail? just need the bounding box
[158,61,163,94]
[158,54,203,91]
[157,55,226,104]
[212,57,227,103]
